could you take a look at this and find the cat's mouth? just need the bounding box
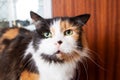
[55,50,61,54]
[41,49,81,63]
[54,50,63,59]
[40,50,65,63]
[54,50,68,61]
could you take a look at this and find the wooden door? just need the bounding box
[52,0,120,80]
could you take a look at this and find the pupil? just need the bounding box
[67,30,71,34]
[68,30,70,34]
[47,33,49,36]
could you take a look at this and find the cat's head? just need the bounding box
[30,11,90,63]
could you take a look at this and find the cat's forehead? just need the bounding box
[48,17,76,31]
[46,17,69,26]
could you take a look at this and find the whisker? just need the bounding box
[16,54,33,79]
[84,48,104,63]
[79,48,105,71]
[22,57,32,70]
[15,54,32,79]
[27,59,36,73]
[84,58,88,71]
[81,60,88,80]
[74,47,105,71]
[87,56,105,71]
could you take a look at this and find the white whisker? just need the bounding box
[84,48,104,63]
[81,61,88,80]
[87,56,105,70]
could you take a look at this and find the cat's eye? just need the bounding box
[64,29,73,36]
[43,32,52,38]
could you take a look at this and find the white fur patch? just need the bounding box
[33,54,77,80]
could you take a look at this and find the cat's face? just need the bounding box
[30,11,90,63]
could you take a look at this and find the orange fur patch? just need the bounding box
[60,20,88,48]
[0,28,19,53]
[50,27,55,36]
[56,52,80,62]
[0,44,5,53]
[60,21,79,40]
[60,21,72,32]
[2,28,19,40]
[20,70,40,80]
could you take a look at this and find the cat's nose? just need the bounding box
[57,40,62,45]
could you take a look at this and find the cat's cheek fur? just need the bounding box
[60,37,76,53]
[37,38,58,55]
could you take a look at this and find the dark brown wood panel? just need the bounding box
[52,0,120,80]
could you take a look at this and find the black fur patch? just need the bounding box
[0,27,39,80]
[21,53,39,74]
[72,61,89,80]
[77,28,84,50]
[41,53,64,63]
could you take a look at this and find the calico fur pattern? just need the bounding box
[0,11,90,80]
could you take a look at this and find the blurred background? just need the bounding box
[0,0,52,29]
[0,0,120,80]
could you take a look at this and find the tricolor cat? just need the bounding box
[0,11,90,80]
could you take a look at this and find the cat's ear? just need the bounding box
[70,14,90,26]
[30,11,46,29]
[30,11,44,22]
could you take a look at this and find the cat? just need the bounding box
[0,11,90,80]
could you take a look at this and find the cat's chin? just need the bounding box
[40,49,81,63]
[40,51,64,63]
[54,50,61,54]
[55,50,66,60]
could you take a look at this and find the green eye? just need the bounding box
[64,29,73,36]
[43,32,52,38]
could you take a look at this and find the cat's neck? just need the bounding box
[33,54,77,80]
